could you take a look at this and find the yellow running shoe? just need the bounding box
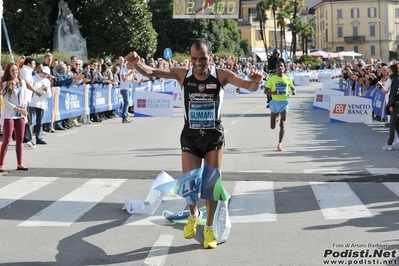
[203,228,217,249]
[183,210,203,239]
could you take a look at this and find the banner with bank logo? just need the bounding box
[313,88,345,110]
[329,96,372,123]
[134,91,173,117]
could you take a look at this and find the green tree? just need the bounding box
[276,10,289,53]
[78,0,157,58]
[298,22,314,54]
[256,0,270,55]
[2,0,53,55]
[288,0,304,57]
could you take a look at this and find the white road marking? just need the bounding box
[366,168,399,174]
[304,169,339,174]
[144,234,174,266]
[0,177,58,210]
[237,170,272,173]
[229,181,276,223]
[310,182,373,220]
[18,178,126,226]
[383,182,399,197]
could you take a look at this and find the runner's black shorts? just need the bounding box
[180,124,225,158]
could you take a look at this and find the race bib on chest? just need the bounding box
[188,101,216,129]
[276,82,287,95]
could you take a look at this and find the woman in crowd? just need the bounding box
[0,63,29,172]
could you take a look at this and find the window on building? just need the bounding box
[370,25,375,36]
[337,9,343,19]
[326,29,328,42]
[326,11,328,20]
[248,8,255,17]
[354,46,359,53]
[338,27,343,37]
[336,46,345,52]
[371,45,375,55]
[396,8,399,18]
[351,8,359,18]
[367,7,377,18]
[353,26,358,36]
[257,30,263,41]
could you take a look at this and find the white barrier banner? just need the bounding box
[317,73,332,82]
[329,96,372,123]
[164,86,183,108]
[322,82,340,89]
[224,84,238,99]
[293,75,310,86]
[134,91,173,117]
[313,88,344,110]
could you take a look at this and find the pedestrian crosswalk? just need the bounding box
[0,176,398,227]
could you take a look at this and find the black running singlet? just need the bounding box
[182,66,224,129]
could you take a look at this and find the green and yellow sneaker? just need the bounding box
[203,228,217,249]
[183,210,203,239]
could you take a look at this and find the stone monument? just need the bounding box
[53,0,87,60]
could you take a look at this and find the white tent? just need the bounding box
[337,51,362,57]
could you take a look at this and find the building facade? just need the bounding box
[311,0,399,60]
[238,0,293,61]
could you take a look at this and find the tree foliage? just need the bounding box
[77,0,157,58]
[2,0,157,58]
[2,0,53,55]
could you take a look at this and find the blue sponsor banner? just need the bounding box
[43,94,55,124]
[371,88,386,119]
[57,86,87,119]
[364,85,377,99]
[88,84,112,114]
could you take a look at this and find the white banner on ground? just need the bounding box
[134,91,173,117]
[329,96,372,123]
[123,171,174,215]
[164,86,183,108]
[293,75,310,86]
[313,88,345,110]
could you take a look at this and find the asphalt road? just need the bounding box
[0,81,398,266]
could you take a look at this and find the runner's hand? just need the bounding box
[125,52,140,66]
[248,66,262,84]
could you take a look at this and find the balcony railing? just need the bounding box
[237,16,259,26]
[344,36,366,43]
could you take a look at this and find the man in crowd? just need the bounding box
[29,66,53,145]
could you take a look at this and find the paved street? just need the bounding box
[0,81,398,266]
